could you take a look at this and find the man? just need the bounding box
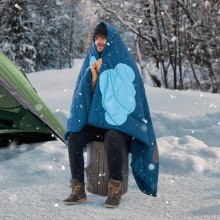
[63,22,132,208]
[63,22,159,208]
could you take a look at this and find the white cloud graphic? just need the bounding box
[99,63,136,125]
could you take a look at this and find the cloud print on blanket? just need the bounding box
[99,63,136,125]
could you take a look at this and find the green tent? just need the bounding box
[0,52,65,147]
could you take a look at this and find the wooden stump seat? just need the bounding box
[86,141,128,196]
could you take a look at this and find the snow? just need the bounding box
[14,3,22,10]
[0,59,220,219]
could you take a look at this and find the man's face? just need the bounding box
[95,35,107,53]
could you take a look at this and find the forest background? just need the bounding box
[0,0,219,92]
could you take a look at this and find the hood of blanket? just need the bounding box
[89,22,138,70]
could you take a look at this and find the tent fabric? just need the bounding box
[65,22,159,196]
[0,52,65,147]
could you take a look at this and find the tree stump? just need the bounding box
[86,141,128,196]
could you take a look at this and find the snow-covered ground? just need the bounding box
[0,59,220,220]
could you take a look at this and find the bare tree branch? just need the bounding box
[176,0,195,25]
[94,0,157,51]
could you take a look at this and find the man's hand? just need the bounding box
[95,58,102,73]
[90,58,103,94]
[90,63,98,80]
[90,58,102,80]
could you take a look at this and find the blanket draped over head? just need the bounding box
[65,22,159,197]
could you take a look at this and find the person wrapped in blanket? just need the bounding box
[63,22,159,208]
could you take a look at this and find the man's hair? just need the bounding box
[93,22,107,41]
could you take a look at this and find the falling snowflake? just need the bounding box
[204,1,210,8]
[54,203,59,207]
[170,94,176,99]
[142,118,148,124]
[35,104,43,111]
[170,179,175,183]
[209,103,214,108]
[148,163,155,171]
[99,172,106,177]
[15,3,22,10]
[61,165,65,170]
[171,36,177,42]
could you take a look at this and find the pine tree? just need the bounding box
[0,0,36,73]
[31,0,65,70]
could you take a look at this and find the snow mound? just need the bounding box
[158,136,220,175]
[153,111,220,148]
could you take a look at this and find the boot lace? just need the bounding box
[108,183,120,198]
[71,185,81,195]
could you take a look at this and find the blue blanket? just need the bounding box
[65,22,159,196]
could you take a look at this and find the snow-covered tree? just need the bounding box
[0,0,95,71]
[0,0,36,73]
[63,0,93,67]
[30,0,67,70]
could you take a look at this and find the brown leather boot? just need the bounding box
[63,179,87,205]
[104,179,122,208]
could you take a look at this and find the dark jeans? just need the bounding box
[67,125,131,183]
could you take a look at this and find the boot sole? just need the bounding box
[64,198,87,205]
[104,204,119,208]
